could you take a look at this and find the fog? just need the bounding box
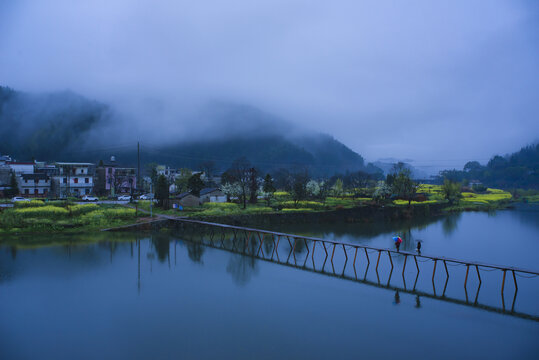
[1,0,538,170]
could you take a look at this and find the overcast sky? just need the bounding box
[1,0,538,170]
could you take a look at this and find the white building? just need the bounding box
[8,162,35,175]
[54,162,95,197]
[19,173,51,197]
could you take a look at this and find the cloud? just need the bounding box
[1,0,538,169]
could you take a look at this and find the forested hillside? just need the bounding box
[439,144,539,189]
[0,86,107,160]
[0,86,369,176]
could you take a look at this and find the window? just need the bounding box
[34,189,38,195]
[63,178,67,184]
[35,179,39,184]
[74,178,78,184]
[85,178,89,183]
[85,189,90,194]
[25,189,29,194]
[25,179,28,183]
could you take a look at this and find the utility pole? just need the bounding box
[150,183,153,217]
[137,141,140,191]
[136,141,140,217]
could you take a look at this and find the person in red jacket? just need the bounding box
[394,236,403,252]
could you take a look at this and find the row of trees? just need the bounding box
[150,158,466,208]
[436,144,538,189]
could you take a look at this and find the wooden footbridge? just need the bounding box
[172,218,539,321]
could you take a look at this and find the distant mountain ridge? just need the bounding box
[0,86,370,176]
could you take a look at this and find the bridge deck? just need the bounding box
[175,218,539,276]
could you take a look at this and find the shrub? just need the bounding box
[281,208,315,213]
[68,204,99,216]
[14,205,69,218]
[104,208,137,219]
[280,200,325,210]
[202,202,239,209]
[14,200,46,208]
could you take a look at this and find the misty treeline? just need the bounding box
[0,86,374,177]
[0,86,107,161]
[435,144,539,190]
[157,157,428,208]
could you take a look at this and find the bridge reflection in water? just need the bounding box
[170,218,539,322]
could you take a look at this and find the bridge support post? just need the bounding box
[353,247,358,268]
[364,248,370,265]
[387,251,393,270]
[432,259,437,282]
[402,255,407,276]
[443,260,449,279]
[512,270,518,291]
[465,265,470,289]
[476,265,481,285]
[376,250,381,271]
[501,269,507,295]
[414,255,419,273]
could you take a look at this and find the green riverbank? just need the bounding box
[0,200,142,235]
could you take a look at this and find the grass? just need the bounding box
[393,200,439,205]
[460,190,512,204]
[0,202,140,234]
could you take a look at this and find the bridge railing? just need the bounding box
[174,218,539,309]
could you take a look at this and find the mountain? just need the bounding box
[0,86,370,176]
[0,86,107,161]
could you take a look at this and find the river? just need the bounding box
[1,205,538,359]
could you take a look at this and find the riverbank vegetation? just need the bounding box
[0,200,140,234]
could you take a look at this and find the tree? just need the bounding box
[227,157,252,209]
[306,180,320,198]
[174,168,193,194]
[332,178,344,197]
[373,181,392,204]
[154,174,169,208]
[187,173,205,196]
[7,172,19,197]
[248,167,260,204]
[463,161,482,173]
[221,182,242,202]
[199,161,216,185]
[262,174,276,206]
[318,181,331,204]
[291,170,309,206]
[442,179,462,205]
[349,171,371,197]
[391,167,418,206]
[146,162,159,185]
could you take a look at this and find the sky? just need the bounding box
[1,0,538,171]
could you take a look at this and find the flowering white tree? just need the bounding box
[373,181,392,203]
[306,180,321,198]
[220,182,242,201]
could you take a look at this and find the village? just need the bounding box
[0,155,226,207]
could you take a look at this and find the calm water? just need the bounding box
[1,205,538,359]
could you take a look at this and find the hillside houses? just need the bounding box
[0,156,138,199]
[0,156,225,203]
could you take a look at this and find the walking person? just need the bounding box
[416,240,422,254]
[393,236,402,252]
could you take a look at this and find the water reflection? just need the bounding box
[441,213,461,236]
[151,235,171,263]
[226,255,258,286]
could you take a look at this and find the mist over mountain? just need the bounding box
[0,86,368,176]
